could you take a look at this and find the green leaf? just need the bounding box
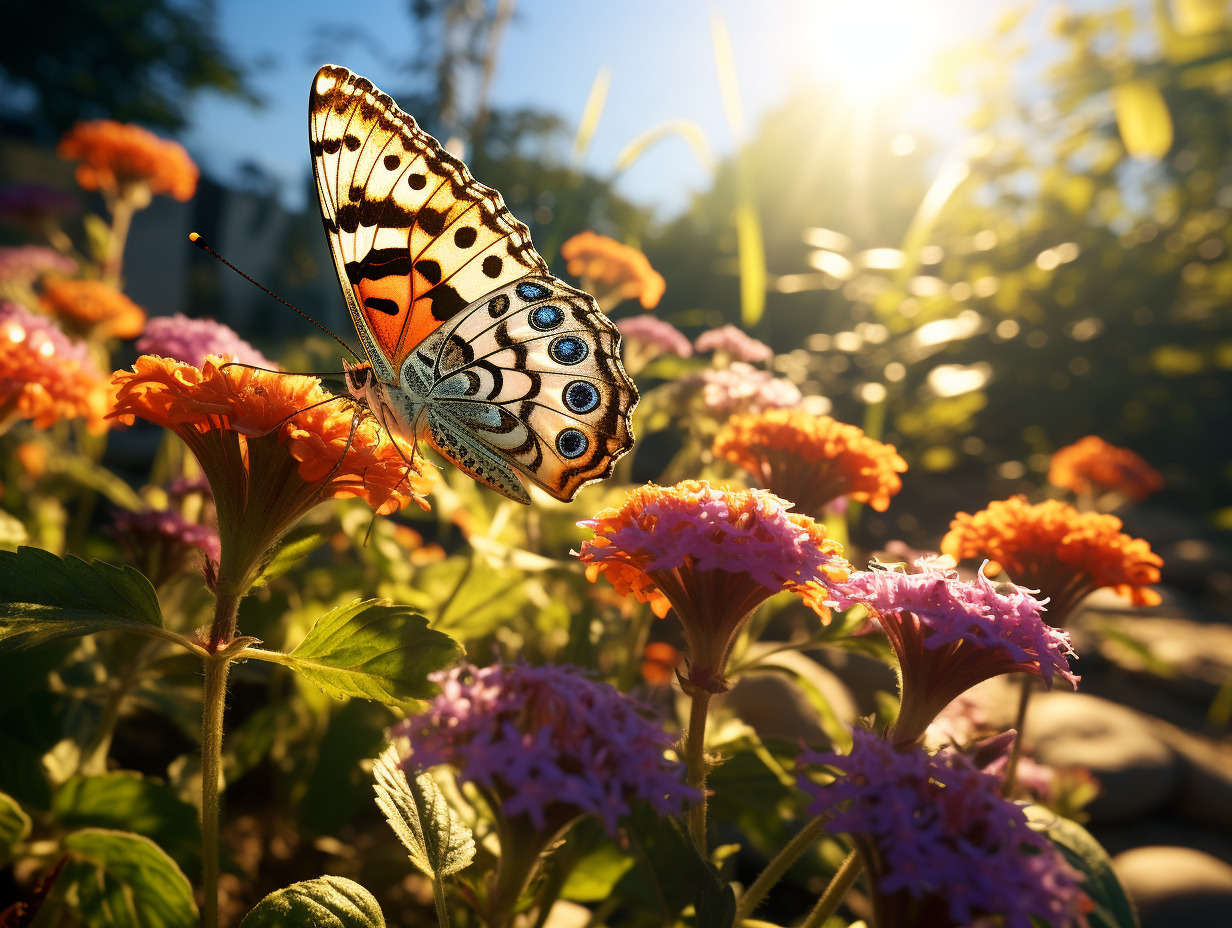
[61,828,198,928]
[1025,806,1139,928]
[253,599,461,711]
[0,547,173,652]
[52,773,200,874]
[624,804,735,927]
[241,875,385,928]
[299,700,388,836]
[0,790,32,858]
[252,525,328,589]
[560,841,636,902]
[373,746,474,879]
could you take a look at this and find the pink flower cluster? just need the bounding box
[837,557,1077,688]
[395,662,694,835]
[694,324,772,362]
[2,301,94,367]
[136,313,274,369]
[695,362,802,415]
[0,246,77,285]
[579,482,848,601]
[799,731,1088,928]
[617,314,694,358]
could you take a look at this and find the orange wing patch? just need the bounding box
[310,64,548,372]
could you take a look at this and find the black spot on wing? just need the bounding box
[482,255,503,278]
[427,283,468,321]
[365,296,400,315]
[415,259,442,285]
[418,207,447,236]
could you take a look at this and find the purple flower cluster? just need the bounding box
[837,557,1077,688]
[1,301,93,367]
[799,731,1088,928]
[694,324,772,362]
[0,246,77,285]
[395,662,695,835]
[617,314,694,358]
[136,313,274,369]
[695,362,802,415]
[0,183,78,223]
[112,508,222,563]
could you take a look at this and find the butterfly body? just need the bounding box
[312,65,636,503]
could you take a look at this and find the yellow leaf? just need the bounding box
[1113,80,1174,160]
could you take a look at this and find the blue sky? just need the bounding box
[182,0,1007,218]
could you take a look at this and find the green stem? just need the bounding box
[801,849,863,928]
[102,198,134,286]
[432,876,452,928]
[201,652,232,928]
[208,588,242,652]
[734,815,829,923]
[684,690,713,853]
[1003,674,1034,795]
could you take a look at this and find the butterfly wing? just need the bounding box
[407,276,638,503]
[309,64,548,380]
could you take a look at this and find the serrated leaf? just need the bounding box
[1025,805,1139,928]
[373,746,474,879]
[259,599,461,711]
[624,804,734,924]
[0,547,171,652]
[241,875,385,928]
[61,828,197,928]
[0,790,32,857]
[52,773,200,874]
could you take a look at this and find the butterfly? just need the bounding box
[309,64,637,504]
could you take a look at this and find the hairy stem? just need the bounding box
[684,690,713,853]
[735,815,829,922]
[201,652,232,928]
[802,848,863,928]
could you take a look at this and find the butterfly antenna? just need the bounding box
[189,232,361,361]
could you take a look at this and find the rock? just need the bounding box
[1112,846,1232,928]
[1025,692,1179,824]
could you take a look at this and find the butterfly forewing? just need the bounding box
[311,65,637,504]
[309,64,547,374]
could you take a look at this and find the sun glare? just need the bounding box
[811,1,949,101]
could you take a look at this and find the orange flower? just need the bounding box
[940,496,1162,624]
[58,120,198,203]
[578,481,849,692]
[561,231,666,310]
[110,356,435,623]
[40,278,146,339]
[641,642,682,687]
[714,410,907,514]
[0,302,111,434]
[1048,436,1163,502]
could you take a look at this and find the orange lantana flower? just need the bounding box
[940,496,1162,624]
[111,356,435,628]
[578,481,849,692]
[561,231,666,310]
[0,302,111,434]
[58,120,198,203]
[1048,435,1163,503]
[714,410,907,514]
[41,278,147,339]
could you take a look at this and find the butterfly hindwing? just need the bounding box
[309,64,547,377]
[409,276,637,503]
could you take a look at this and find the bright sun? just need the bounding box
[810,1,949,101]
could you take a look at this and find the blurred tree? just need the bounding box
[0,0,253,139]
